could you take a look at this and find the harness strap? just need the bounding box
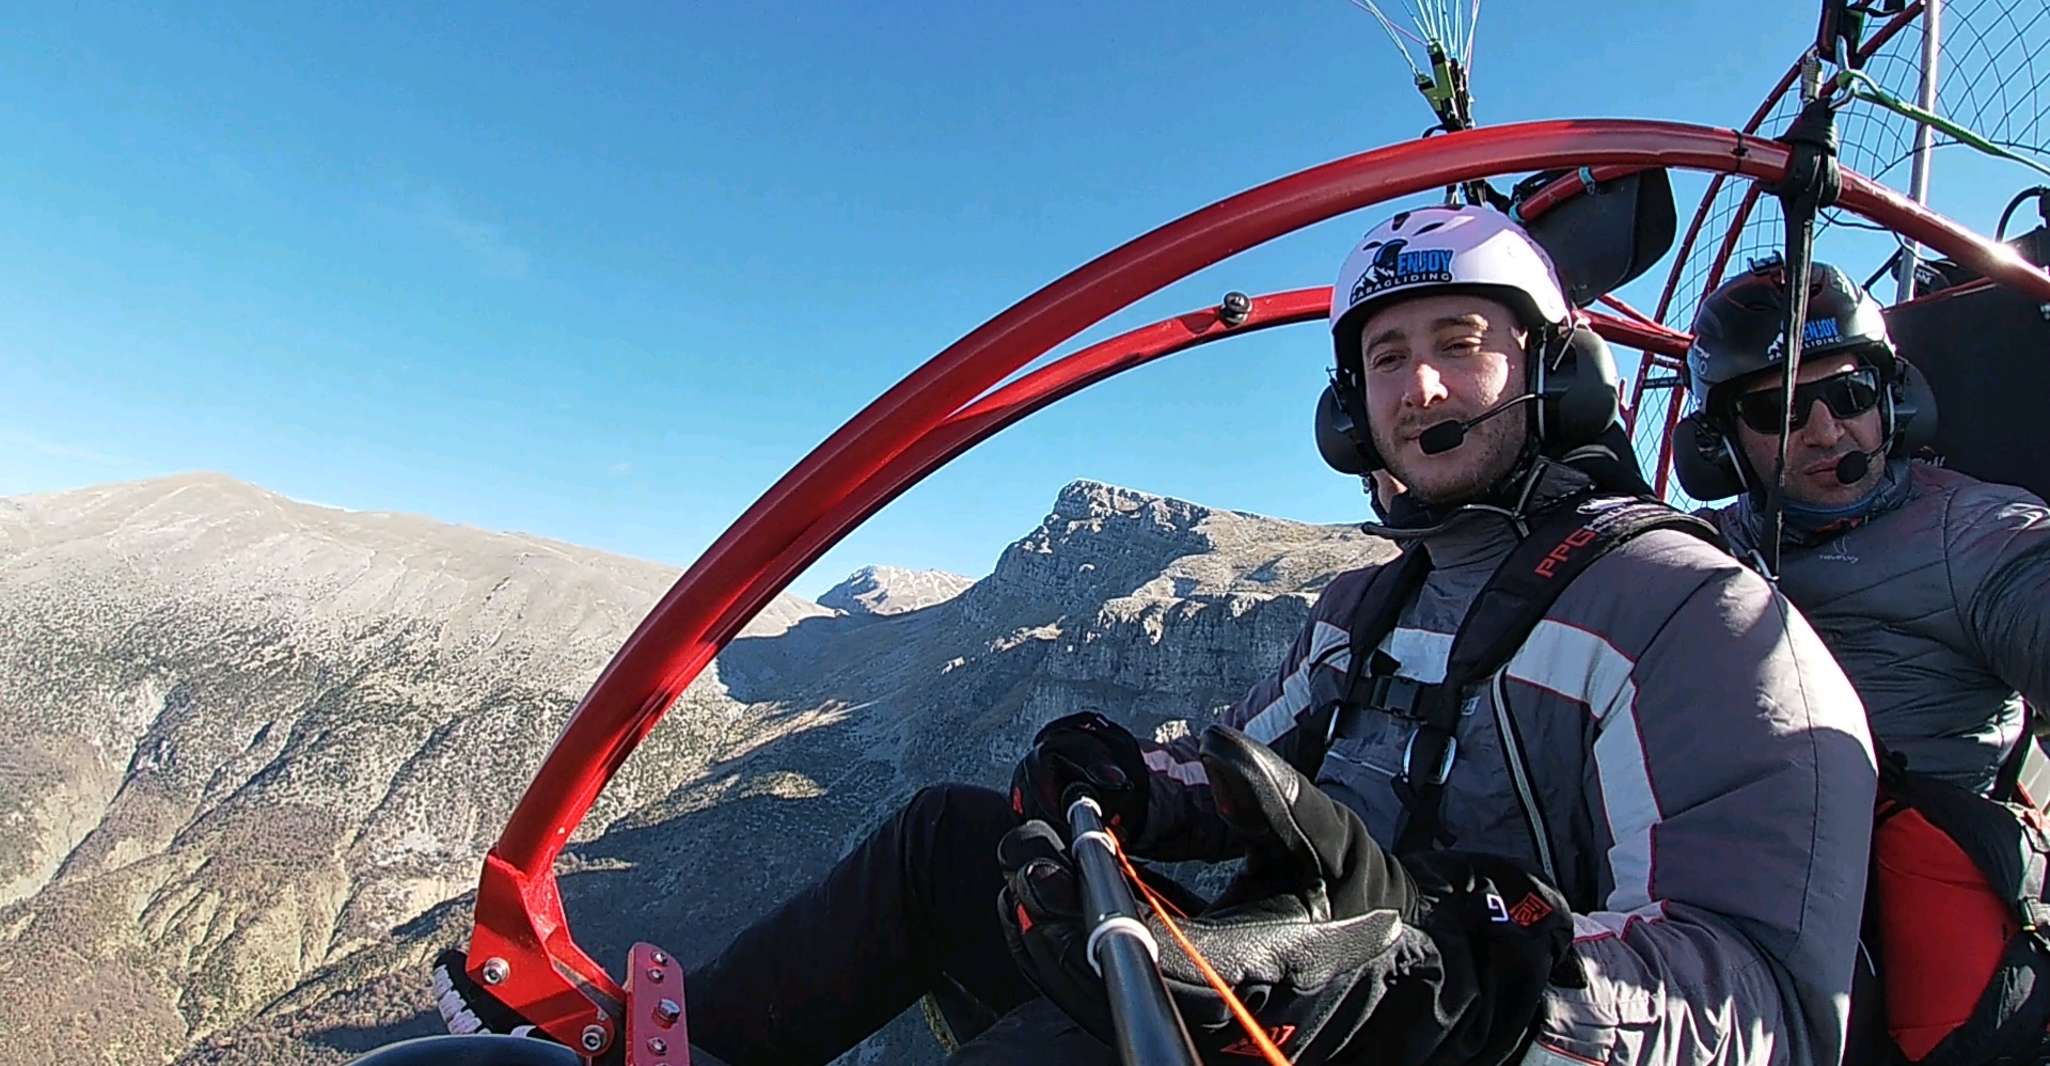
[1294,546,1434,778]
[1387,496,1722,855]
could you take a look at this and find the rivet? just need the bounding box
[480,957,509,986]
[580,1024,607,1052]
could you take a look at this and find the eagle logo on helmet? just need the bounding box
[1347,238,1457,308]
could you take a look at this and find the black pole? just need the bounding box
[1764,98,1842,579]
[1064,793,1202,1066]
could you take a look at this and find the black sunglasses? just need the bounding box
[1731,366,1882,435]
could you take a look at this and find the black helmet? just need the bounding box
[1671,257,1937,501]
[1685,258,1896,411]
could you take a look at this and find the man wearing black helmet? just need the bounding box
[1677,260,2050,796]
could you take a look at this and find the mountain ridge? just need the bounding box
[0,471,1388,1066]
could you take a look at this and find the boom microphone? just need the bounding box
[1834,444,1886,485]
[1418,393,1539,455]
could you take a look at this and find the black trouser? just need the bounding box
[686,783,1114,1065]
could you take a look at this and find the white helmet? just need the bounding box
[1329,204,1572,375]
[1315,203,1625,480]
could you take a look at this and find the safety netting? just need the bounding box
[1630,0,2050,504]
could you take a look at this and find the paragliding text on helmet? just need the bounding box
[1348,240,1457,306]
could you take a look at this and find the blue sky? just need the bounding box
[0,3,2031,599]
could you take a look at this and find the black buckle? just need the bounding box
[1347,673,1425,719]
[1371,675,1425,717]
[1328,674,1432,746]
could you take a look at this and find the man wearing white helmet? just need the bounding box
[1002,205,1875,1066]
[432,207,1875,1066]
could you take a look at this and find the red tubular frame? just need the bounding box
[1588,309,1691,362]
[468,118,2050,1053]
[1596,294,1658,327]
[1513,164,1649,221]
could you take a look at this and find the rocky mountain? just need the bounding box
[0,473,1388,1066]
[817,565,975,617]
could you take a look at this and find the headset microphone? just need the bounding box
[1833,444,1887,485]
[1418,393,1540,456]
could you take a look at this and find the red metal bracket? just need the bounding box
[466,852,624,1057]
[623,942,689,1066]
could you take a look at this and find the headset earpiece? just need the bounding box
[1315,370,1383,475]
[1534,324,1622,451]
[1671,410,1747,499]
[1889,356,1939,455]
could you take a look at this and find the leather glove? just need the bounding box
[999,724,1574,1066]
[1011,711,1151,840]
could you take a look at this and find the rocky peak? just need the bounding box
[818,565,975,616]
[1049,478,1216,528]
[960,479,1386,627]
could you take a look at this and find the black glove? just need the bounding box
[1011,711,1152,840]
[999,724,1574,1066]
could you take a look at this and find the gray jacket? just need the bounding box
[1710,461,2050,794]
[1140,465,1875,1065]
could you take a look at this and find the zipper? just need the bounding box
[1491,668,1558,885]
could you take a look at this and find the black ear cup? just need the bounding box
[1890,357,1939,455]
[1559,326,1623,443]
[1315,380,1381,475]
[1539,326,1623,450]
[1319,324,1624,478]
[1671,410,1747,500]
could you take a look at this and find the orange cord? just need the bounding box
[1110,838,1294,1066]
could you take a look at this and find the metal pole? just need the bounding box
[1065,795,1201,1066]
[1898,0,1943,302]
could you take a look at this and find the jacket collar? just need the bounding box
[1733,457,1914,550]
[1365,459,1599,569]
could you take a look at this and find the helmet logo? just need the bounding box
[1348,238,1456,307]
[1764,317,1844,359]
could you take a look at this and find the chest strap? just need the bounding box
[1295,545,1434,775]
[1300,494,1723,856]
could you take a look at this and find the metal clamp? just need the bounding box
[1073,829,1119,854]
[1402,730,1458,786]
[1086,916,1161,976]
